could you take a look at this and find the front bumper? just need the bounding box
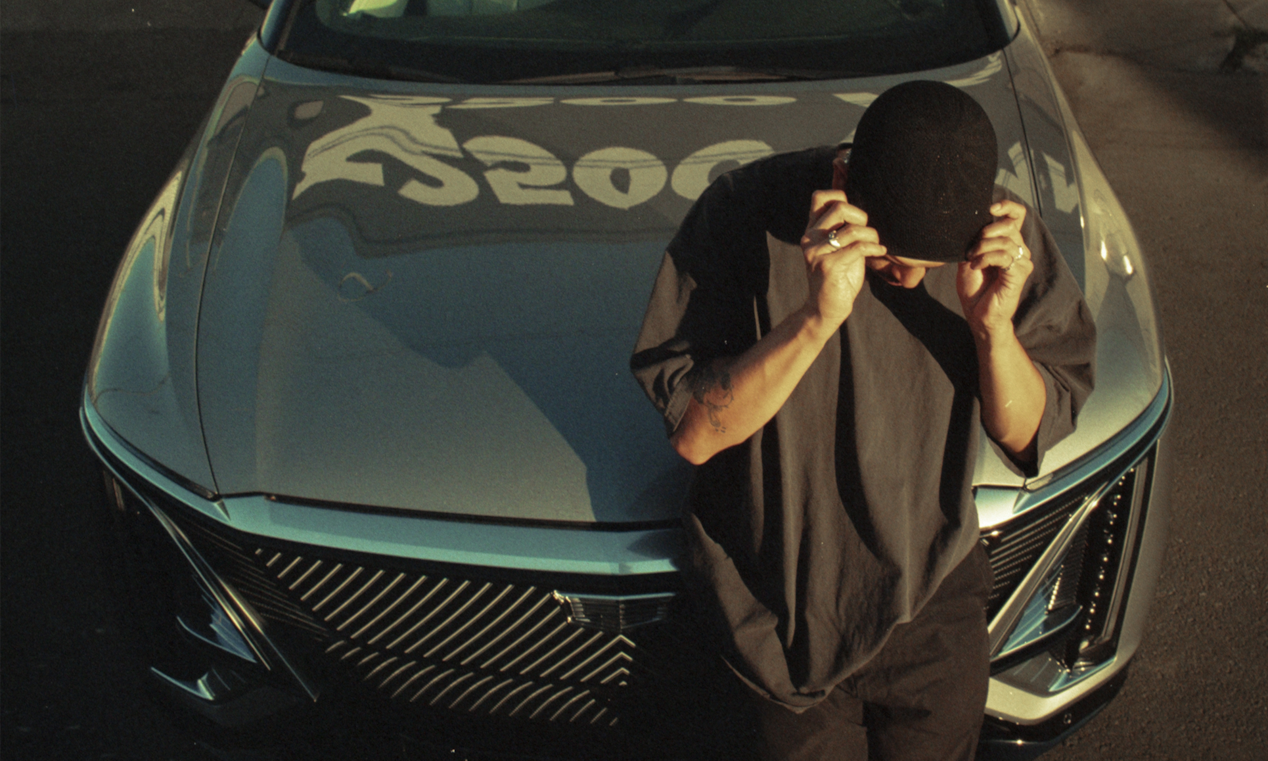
[978,367,1174,756]
[82,366,1172,758]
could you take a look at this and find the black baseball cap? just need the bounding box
[844,80,998,263]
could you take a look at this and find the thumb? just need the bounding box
[957,260,985,301]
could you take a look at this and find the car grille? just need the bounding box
[981,491,1085,619]
[980,451,1152,665]
[176,514,692,729]
[146,449,1151,732]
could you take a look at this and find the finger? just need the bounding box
[967,250,1014,272]
[977,217,1024,245]
[808,191,868,230]
[967,248,1031,272]
[809,189,847,221]
[802,221,881,256]
[969,235,1028,262]
[989,199,1027,224]
[813,240,886,266]
[978,200,1027,242]
[957,259,986,295]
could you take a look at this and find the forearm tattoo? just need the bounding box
[690,364,734,433]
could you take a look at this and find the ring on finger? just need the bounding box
[827,228,843,249]
[1005,245,1025,271]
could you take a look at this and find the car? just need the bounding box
[81,1,1173,758]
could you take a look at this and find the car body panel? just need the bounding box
[187,50,1051,520]
[85,40,271,496]
[89,29,1164,520]
[82,2,1173,755]
[995,3,1165,487]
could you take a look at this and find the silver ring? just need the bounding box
[1006,245,1024,271]
[827,228,842,249]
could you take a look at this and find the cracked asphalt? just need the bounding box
[2,1,1265,759]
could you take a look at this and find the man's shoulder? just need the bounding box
[688,145,835,244]
[721,145,836,194]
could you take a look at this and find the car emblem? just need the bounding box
[551,591,677,634]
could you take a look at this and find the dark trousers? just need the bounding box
[750,544,993,761]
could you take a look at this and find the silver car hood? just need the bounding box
[170,46,1160,522]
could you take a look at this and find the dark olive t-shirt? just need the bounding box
[630,146,1096,709]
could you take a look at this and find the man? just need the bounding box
[630,81,1096,759]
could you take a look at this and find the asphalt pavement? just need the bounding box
[2,1,1266,759]
[2,4,269,758]
[1022,1,1268,757]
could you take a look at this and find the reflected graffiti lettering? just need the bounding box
[293,95,795,209]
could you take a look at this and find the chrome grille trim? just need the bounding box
[981,372,1171,669]
[984,449,1157,665]
[982,492,1087,618]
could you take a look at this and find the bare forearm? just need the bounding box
[671,186,878,465]
[976,327,1046,461]
[671,305,837,464]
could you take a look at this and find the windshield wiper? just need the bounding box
[276,50,467,85]
[504,65,848,86]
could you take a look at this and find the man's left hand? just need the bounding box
[957,199,1031,340]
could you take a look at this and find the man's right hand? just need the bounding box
[671,190,886,464]
[800,189,885,329]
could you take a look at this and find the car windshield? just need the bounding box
[277,0,1005,84]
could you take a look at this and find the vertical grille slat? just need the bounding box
[300,563,346,602]
[480,606,565,671]
[368,578,449,646]
[337,573,408,633]
[389,580,471,651]
[311,566,363,613]
[457,590,550,666]
[288,559,324,591]
[410,583,496,658]
[349,576,429,641]
[982,493,1088,618]
[390,664,437,699]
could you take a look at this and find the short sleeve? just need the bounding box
[629,147,840,434]
[629,166,769,433]
[994,192,1097,475]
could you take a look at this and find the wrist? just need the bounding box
[798,303,847,344]
[971,317,1017,350]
